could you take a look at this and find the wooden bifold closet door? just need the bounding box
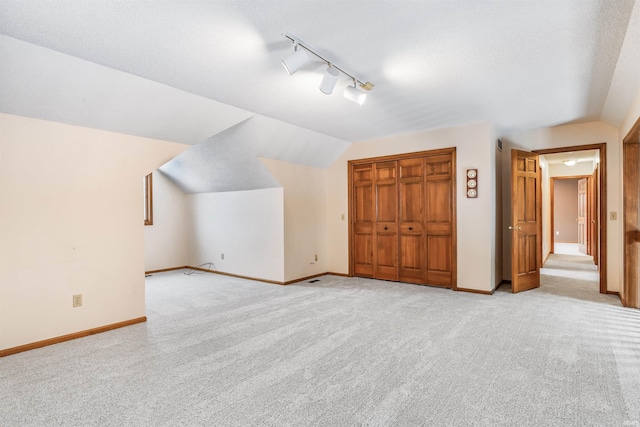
[349,148,456,288]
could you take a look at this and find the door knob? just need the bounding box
[409,227,413,231]
[384,226,388,230]
[508,225,522,231]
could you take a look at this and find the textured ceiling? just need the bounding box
[0,35,253,145]
[0,35,349,168]
[158,115,349,193]
[542,150,599,165]
[602,0,640,127]
[1,0,638,148]
[159,119,281,193]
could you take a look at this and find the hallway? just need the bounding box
[539,252,616,305]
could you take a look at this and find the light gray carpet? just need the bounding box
[1,260,639,426]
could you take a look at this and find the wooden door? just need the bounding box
[352,163,374,277]
[623,123,640,308]
[511,150,541,293]
[578,178,587,254]
[399,158,425,284]
[425,154,454,287]
[374,161,399,281]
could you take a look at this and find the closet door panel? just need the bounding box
[354,234,373,276]
[376,234,398,279]
[399,158,425,284]
[353,164,374,277]
[375,161,399,281]
[426,235,452,286]
[426,180,451,223]
[425,154,453,287]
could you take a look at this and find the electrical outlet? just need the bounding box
[315,254,318,261]
[609,211,617,220]
[341,214,345,221]
[221,253,224,260]
[72,294,82,308]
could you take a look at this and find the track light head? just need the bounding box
[344,81,366,105]
[281,45,310,75]
[319,66,340,94]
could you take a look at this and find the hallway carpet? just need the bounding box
[1,266,639,426]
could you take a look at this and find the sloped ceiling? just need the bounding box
[158,113,351,193]
[159,119,281,193]
[0,35,253,145]
[602,0,640,126]
[0,35,350,170]
[1,0,639,148]
[253,115,350,167]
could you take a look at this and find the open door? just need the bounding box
[578,178,587,254]
[511,150,542,293]
[623,118,640,308]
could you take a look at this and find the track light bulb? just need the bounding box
[282,47,311,75]
[344,84,366,105]
[319,67,340,94]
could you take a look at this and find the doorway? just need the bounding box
[544,174,601,300]
[550,175,595,257]
[533,144,607,295]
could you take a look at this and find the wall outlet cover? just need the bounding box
[72,294,82,307]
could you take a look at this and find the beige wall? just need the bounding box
[0,113,186,351]
[143,157,327,284]
[326,122,498,292]
[144,171,188,272]
[553,179,579,243]
[540,156,551,261]
[261,158,328,282]
[145,158,327,282]
[186,188,285,282]
[502,121,621,291]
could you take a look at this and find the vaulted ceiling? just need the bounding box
[1,0,639,169]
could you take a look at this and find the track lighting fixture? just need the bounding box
[282,33,374,103]
[319,66,340,94]
[344,80,366,105]
[281,43,311,75]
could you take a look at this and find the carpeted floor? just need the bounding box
[1,257,639,426]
